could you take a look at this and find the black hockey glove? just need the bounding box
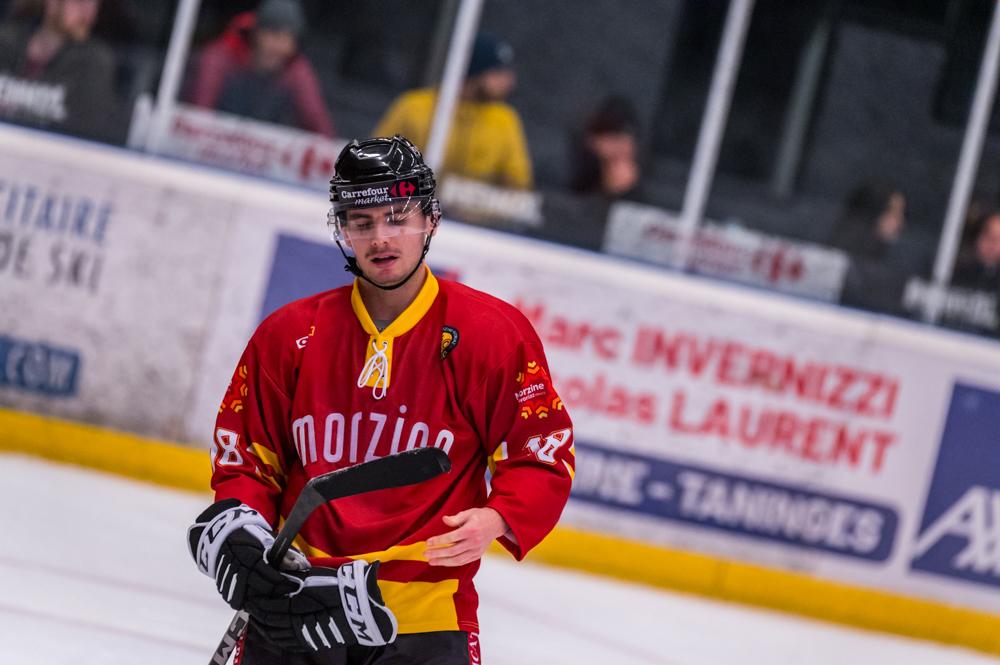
[187,498,308,611]
[247,559,398,652]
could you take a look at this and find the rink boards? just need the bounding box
[1,125,999,654]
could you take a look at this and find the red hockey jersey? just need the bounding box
[211,269,574,634]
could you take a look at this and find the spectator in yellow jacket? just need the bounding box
[373,34,533,190]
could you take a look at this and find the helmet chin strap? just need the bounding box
[336,234,434,292]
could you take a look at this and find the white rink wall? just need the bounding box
[2,125,999,626]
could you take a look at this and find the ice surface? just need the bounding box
[0,453,995,665]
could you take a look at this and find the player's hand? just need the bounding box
[187,499,308,611]
[248,560,397,651]
[424,507,510,567]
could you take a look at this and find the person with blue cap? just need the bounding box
[374,34,533,190]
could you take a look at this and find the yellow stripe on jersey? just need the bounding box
[488,441,508,475]
[291,536,431,564]
[291,534,333,559]
[290,535,459,632]
[350,269,440,393]
[349,540,429,563]
[380,579,460,633]
[255,467,282,491]
[249,442,285,489]
[250,442,283,476]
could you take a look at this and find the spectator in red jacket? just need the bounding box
[187,0,334,137]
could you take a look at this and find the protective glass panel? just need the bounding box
[699,0,976,314]
[150,0,447,188]
[936,0,1000,340]
[441,0,701,251]
[0,0,176,146]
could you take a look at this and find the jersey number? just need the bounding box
[525,428,572,464]
[213,428,244,467]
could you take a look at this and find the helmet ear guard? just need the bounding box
[426,197,442,228]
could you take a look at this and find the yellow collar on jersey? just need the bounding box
[350,268,440,396]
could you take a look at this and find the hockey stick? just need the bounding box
[208,447,451,665]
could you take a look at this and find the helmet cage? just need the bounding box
[328,193,434,245]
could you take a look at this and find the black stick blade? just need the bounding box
[270,448,452,566]
[310,447,451,502]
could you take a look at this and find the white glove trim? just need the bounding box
[300,624,318,651]
[337,559,398,647]
[325,616,345,644]
[190,504,272,578]
[226,572,239,603]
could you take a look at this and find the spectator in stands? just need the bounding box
[187,0,334,137]
[374,33,533,189]
[828,180,912,314]
[569,95,642,200]
[0,0,115,140]
[953,211,1000,294]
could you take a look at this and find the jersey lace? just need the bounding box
[357,338,390,400]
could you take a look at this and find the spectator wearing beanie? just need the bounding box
[187,0,334,136]
[570,96,643,200]
[374,33,532,189]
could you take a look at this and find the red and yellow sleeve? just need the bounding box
[210,333,295,526]
[477,332,574,560]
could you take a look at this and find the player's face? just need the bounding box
[253,28,298,72]
[342,203,435,285]
[876,192,906,243]
[48,0,99,41]
[977,215,1000,267]
[476,68,516,101]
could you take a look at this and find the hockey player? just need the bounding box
[188,135,574,664]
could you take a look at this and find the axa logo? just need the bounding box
[912,486,1000,581]
[910,383,1000,588]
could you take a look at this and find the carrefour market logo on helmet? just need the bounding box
[338,179,419,207]
[339,185,391,207]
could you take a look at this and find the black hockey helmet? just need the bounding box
[329,135,437,211]
[327,135,441,290]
